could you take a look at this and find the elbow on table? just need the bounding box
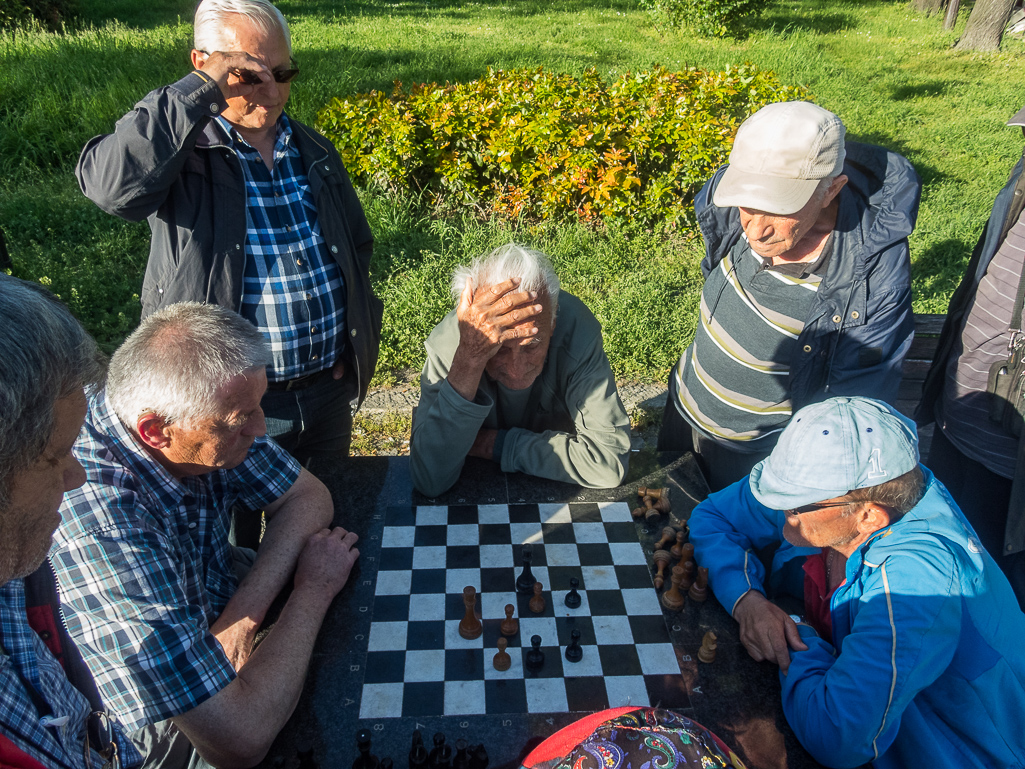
[410,455,459,498]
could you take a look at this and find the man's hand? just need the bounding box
[193,50,274,101]
[293,527,360,600]
[468,428,498,460]
[332,359,346,380]
[733,590,808,673]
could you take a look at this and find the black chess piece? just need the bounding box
[525,634,545,671]
[564,629,583,663]
[469,745,489,769]
[428,732,452,769]
[297,738,319,769]
[564,577,582,609]
[409,730,428,769]
[516,544,536,593]
[452,740,470,769]
[354,730,380,769]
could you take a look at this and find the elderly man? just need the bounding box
[50,302,359,769]
[0,275,141,769]
[689,396,1025,769]
[76,0,381,463]
[659,101,921,491]
[410,244,631,497]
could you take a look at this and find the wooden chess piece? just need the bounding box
[631,504,647,519]
[453,740,470,769]
[654,526,676,551]
[652,550,672,590]
[670,530,686,559]
[637,485,663,500]
[651,490,672,515]
[500,604,519,637]
[698,631,718,663]
[688,566,709,603]
[643,496,661,523]
[458,586,483,640]
[529,582,545,614]
[679,560,695,592]
[677,542,694,571]
[493,637,511,671]
[429,733,452,769]
[661,565,685,611]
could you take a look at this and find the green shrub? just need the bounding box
[317,65,809,227]
[640,0,762,37]
[0,0,78,31]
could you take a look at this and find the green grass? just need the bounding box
[2,0,1024,380]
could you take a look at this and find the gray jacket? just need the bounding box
[76,72,382,404]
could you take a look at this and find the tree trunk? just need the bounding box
[955,0,1015,50]
[943,0,961,29]
[913,0,946,15]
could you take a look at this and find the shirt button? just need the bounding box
[296,258,303,266]
[803,344,812,353]
[210,103,220,113]
[235,244,241,250]
[351,329,357,337]
[311,354,319,361]
[305,292,312,300]
[832,314,842,323]
[39,631,51,640]
[324,165,330,171]
[188,522,197,529]
[330,245,339,254]
[851,311,860,319]
[311,326,317,333]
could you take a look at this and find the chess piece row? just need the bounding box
[632,485,671,521]
[460,574,586,643]
[405,730,489,769]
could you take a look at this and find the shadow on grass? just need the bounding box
[912,237,973,302]
[848,130,946,191]
[890,80,951,100]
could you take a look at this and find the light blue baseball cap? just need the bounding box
[750,397,920,510]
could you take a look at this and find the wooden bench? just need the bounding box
[898,313,946,453]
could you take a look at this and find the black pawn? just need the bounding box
[525,634,545,671]
[354,730,380,769]
[564,629,583,663]
[469,745,489,769]
[410,730,428,769]
[453,740,469,769]
[516,544,536,593]
[429,733,452,769]
[564,577,581,609]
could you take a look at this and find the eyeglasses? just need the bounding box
[198,52,300,84]
[786,500,855,516]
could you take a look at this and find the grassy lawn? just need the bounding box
[2,0,1024,380]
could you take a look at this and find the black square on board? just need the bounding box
[373,595,410,622]
[406,620,446,650]
[567,503,602,523]
[541,522,575,544]
[555,616,595,646]
[446,545,482,569]
[484,679,528,714]
[616,564,656,589]
[603,521,638,542]
[644,674,691,709]
[363,650,406,683]
[546,566,583,593]
[565,676,609,712]
[447,505,478,525]
[628,615,672,644]
[379,547,413,571]
[479,524,512,546]
[480,567,514,593]
[586,590,626,616]
[598,644,642,676]
[402,682,446,717]
[508,504,540,523]
[414,525,447,547]
[576,543,612,566]
[446,592,479,621]
[384,506,415,526]
[410,569,447,595]
[445,648,484,681]
[521,644,564,679]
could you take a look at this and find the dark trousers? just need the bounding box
[928,426,1025,610]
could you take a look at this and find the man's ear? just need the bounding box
[137,413,172,450]
[856,502,892,535]
[823,174,849,207]
[190,49,207,70]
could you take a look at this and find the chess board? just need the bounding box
[356,501,690,720]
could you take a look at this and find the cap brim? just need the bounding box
[712,166,821,215]
[749,456,848,511]
[1009,106,1025,127]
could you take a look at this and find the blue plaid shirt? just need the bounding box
[0,578,141,769]
[217,114,348,382]
[51,392,302,731]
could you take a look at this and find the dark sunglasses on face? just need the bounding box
[198,52,300,84]
[787,500,855,516]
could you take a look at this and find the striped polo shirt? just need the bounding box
[672,235,826,449]
[938,209,1025,479]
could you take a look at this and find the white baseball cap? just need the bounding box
[712,101,846,216]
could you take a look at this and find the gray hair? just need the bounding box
[451,244,561,317]
[107,302,270,428]
[0,275,104,512]
[194,0,292,55]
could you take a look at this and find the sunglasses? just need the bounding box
[199,52,300,84]
[786,500,855,516]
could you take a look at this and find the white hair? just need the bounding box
[107,302,270,428]
[451,244,561,317]
[194,0,292,55]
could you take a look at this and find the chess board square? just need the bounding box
[603,522,640,543]
[444,679,486,715]
[402,681,445,717]
[382,525,415,548]
[643,673,691,708]
[514,566,549,593]
[564,676,608,711]
[414,506,448,526]
[616,564,657,589]
[406,620,446,650]
[384,506,415,526]
[610,542,647,565]
[483,642,524,678]
[447,524,479,546]
[446,545,481,569]
[580,565,620,590]
[597,644,642,676]
[367,621,408,652]
[599,502,633,522]
[447,505,478,525]
[567,503,602,523]
[379,547,413,571]
[414,525,447,547]
[444,619,484,649]
[509,504,540,522]
[410,569,447,595]
[636,643,682,675]
[359,682,404,719]
[510,522,543,545]
[376,570,412,596]
[372,595,410,622]
[561,644,603,676]
[571,522,607,543]
[484,678,528,712]
[621,588,664,616]
[444,648,484,681]
[481,591,518,620]
[544,543,580,566]
[628,615,673,644]
[554,616,595,645]
[518,616,559,646]
[480,566,513,593]
[592,615,634,645]
[412,545,446,570]
[605,675,650,708]
[444,568,480,594]
[364,651,406,683]
[587,589,626,616]
[526,677,570,713]
[479,524,512,546]
[477,505,511,524]
[538,504,572,524]
[478,544,513,568]
[482,619,513,649]
[515,586,552,618]
[577,543,612,565]
[407,593,445,621]
[405,649,446,682]
[541,523,575,544]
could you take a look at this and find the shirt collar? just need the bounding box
[214,113,293,155]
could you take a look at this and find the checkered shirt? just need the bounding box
[0,579,141,769]
[50,391,302,731]
[217,114,348,382]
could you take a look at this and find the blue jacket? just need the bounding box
[695,141,921,410]
[689,470,1025,769]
